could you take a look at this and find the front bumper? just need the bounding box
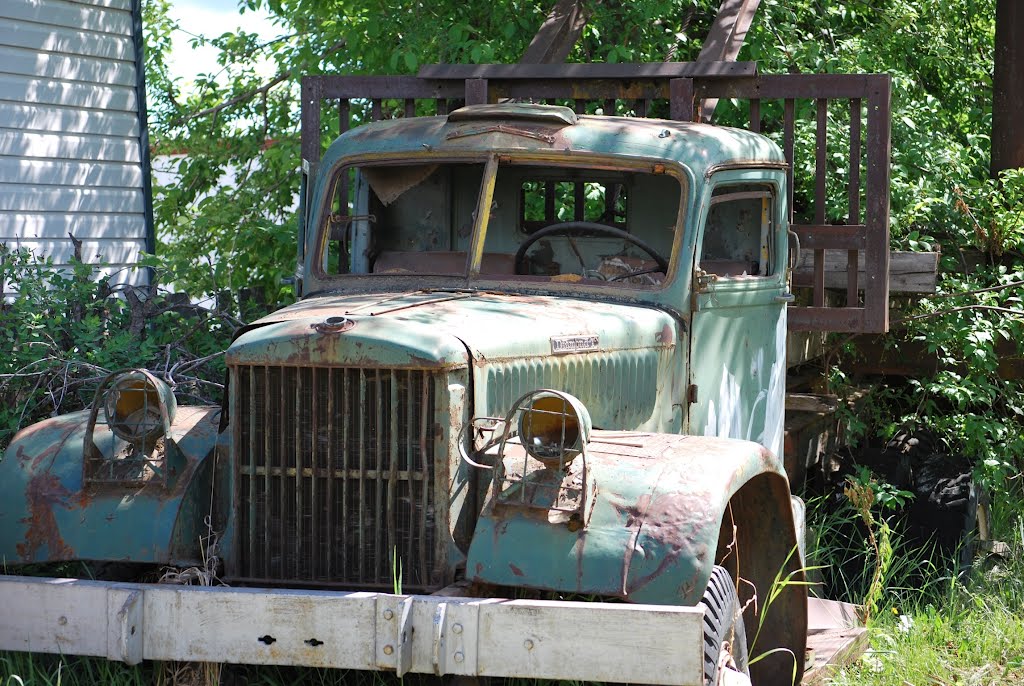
[0,575,707,684]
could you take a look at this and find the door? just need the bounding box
[687,170,790,459]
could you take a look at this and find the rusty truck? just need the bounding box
[0,64,890,686]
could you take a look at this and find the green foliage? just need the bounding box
[825,521,1024,686]
[956,167,1024,258]
[0,247,234,453]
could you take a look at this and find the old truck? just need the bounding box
[0,64,890,686]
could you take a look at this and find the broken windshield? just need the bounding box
[316,157,683,289]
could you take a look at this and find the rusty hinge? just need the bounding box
[687,384,699,404]
[695,269,718,292]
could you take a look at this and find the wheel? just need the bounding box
[700,565,749,686]
[512,221,670,275]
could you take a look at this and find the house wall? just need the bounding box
[0,0,152,291]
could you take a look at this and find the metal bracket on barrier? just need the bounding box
[107,589,143,665]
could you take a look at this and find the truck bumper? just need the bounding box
[0,575,709,685]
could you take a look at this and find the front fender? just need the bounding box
[0,406,221,566]
[466,433,794,606]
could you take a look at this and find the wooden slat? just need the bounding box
[0,19,134,60]
[0,44,136,86]
[848,98,862,301]
[0,0,132,36]
[791,224,867,250]
[0,74,137,111]
[419,62,757,79]
[813,98,827,307]
[793,250,938,293]
[0,158,143,187]
[0,130,141,163]
[0,211,146,239]
[302,75,463,101]
[0,184,144,213]
[0,102,140,137]
[864,76,892,332]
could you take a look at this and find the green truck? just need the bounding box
[0,65,891,686]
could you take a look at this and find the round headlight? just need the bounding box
[516,390,592,467]
[103,370,176,444]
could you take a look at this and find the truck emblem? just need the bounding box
[550,335,600,354]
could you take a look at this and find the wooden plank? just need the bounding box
[0,184,144,213]
[0,158,143,187]
[794,250,938,293]
[785,393,838,413]
[0,74,137,111]
[0,211,146,239]
[0,0,133,36]
[0,44,137,87]
[803,628,869,685]
[0,130,142,163]
[0,19,133,60]
[0,102,140,137]
[0,577,707,684]
[418,62,757,79]
[791,224,867,250]
[476,600,704,684]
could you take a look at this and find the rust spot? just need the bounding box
[509,563,525,577]
[16,473,74,561]
[656,323,674,346]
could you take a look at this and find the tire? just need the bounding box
[699,565,749,686]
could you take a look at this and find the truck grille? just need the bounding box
[232,365,439,590]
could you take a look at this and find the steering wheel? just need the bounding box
[513,221,670,276]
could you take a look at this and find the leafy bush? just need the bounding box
[0,246,237,453]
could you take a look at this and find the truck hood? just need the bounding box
[232,291,681,429]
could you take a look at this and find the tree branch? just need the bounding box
[171,39,346,126]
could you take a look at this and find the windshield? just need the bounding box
[316,158,683,289]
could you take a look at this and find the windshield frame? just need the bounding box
[306,150,692,300]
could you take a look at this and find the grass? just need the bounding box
[806,484,1024,686]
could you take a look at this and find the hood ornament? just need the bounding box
[312,315,355,333]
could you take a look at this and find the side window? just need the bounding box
[700,185,775,278]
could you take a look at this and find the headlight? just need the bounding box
[516,390,592,467]
[103,369,176,444]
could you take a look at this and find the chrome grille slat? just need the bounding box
[235,365,438,590]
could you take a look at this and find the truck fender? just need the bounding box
[0,406,222,567]
[466,433,806,685]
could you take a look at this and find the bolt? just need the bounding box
[383,609,394,620]
[58,616,67,626]
[383,645,394,656]
[452,623,463,635]
[454,652,464,663]
[524,639,534,651]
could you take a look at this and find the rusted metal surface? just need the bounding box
[0,406,221,565]
[229,365,443,590]
[465,431,805,685]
